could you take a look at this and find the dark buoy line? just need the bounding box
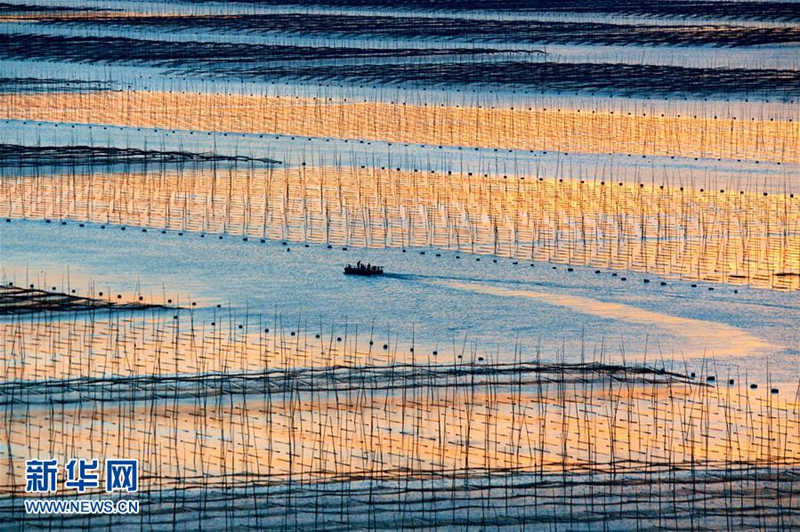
[12,217,755,297]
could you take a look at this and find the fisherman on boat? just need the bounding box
[344,261,384,276]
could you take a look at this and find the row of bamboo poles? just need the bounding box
[1,310,798,529]
[0,90,797,164]
[3,164,799,289]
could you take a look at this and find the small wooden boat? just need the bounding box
[344,263,384,276]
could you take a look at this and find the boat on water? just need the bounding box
[344,261,384,276]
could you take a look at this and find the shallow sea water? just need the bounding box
[3,218,798,387]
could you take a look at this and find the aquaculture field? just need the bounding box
[1,0,800,529]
